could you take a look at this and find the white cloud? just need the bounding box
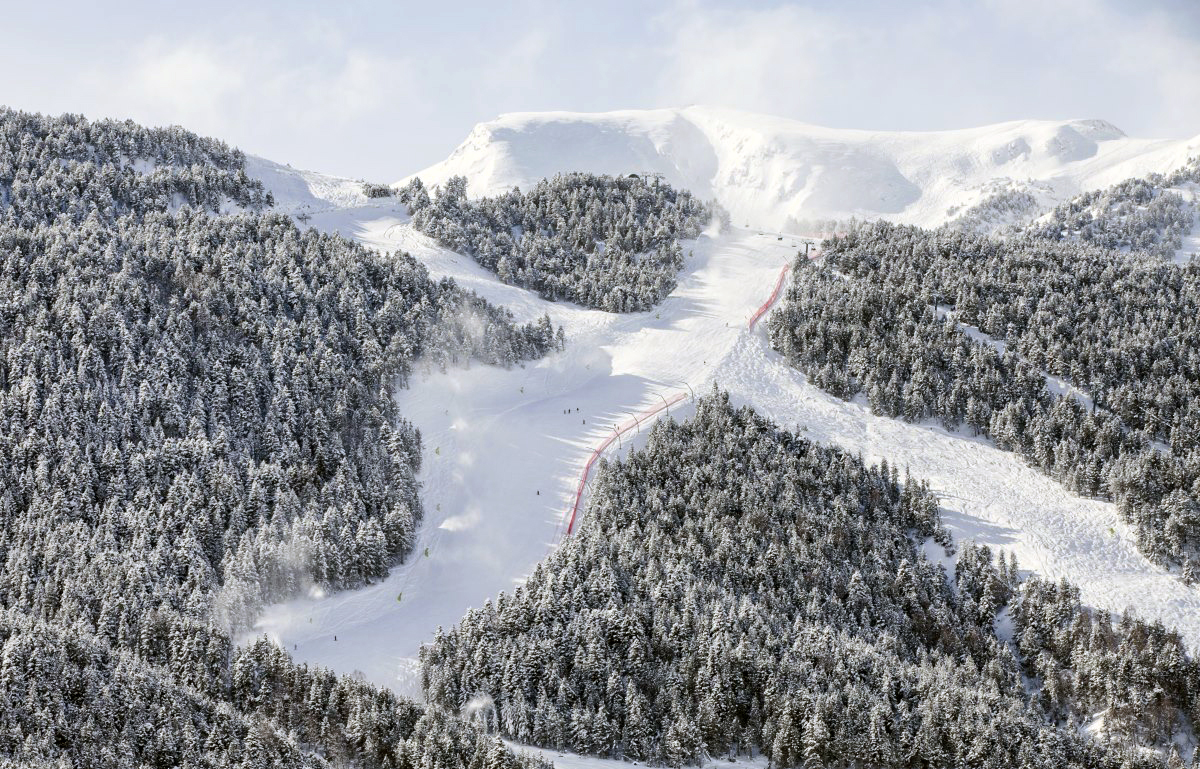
[127,40,247,123]
[656,3,835,118]
[79,32,424,172]
[1095,2,1200,137]
[5,1,1194,178]
[656,0,1200,138]
[479,27,553,99]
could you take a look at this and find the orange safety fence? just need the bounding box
[748,264,792,330]
[562,239,832,538]
[563,390,689,536]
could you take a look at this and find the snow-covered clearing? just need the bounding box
[1173,183,1200,265]
[250,194,1200,700]
[508,741,768,769]
[934,305,1096,410]
[253,194,811,695]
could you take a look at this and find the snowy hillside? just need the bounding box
[403,106,1200,230]
[246,160,1200,702]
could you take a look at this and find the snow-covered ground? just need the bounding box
[403,106,1200,231]
[247,114,1200,719]
[249,205,1200,701]
[1173,182,1200,264]
[243,155,394,218]
[508,741,768,769]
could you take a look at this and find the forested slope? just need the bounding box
[422,394,1196,768]
[770,212,1200,573]
[0,107,554,768]
[401,172,711,312]
[1029,157,1199,258]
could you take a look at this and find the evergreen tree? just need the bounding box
[400,172,713,311]
[422,393,1185,768]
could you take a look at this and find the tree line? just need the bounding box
[1029,157,1199,259]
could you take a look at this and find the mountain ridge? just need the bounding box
[402,106,1200,231]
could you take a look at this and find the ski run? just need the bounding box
[251,187,1200,703]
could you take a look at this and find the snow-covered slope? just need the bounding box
[244,155,387,217]
[403,106,1200,230]
[242,113,1200,713]
[241,164,1200,702]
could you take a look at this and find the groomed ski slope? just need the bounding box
[251,184,1200,700]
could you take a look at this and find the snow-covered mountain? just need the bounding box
[245,175,1200,703]
[403,106,1200,230]
[230,111,1200,700]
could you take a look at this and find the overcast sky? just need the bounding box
[4,0,1199,180]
